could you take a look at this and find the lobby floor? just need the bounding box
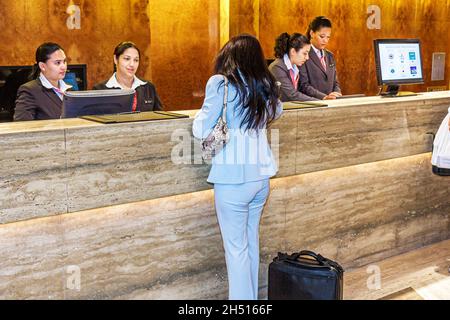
[344,239,450,300]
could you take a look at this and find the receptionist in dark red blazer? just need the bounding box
[93,41,163,111]
[14,42,72,121]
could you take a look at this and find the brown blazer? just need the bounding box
[268,58,318,102]
[14,79,63,121]
[299,49,341,100]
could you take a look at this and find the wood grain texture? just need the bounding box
[0,0,218,110]
[1,1,450,110]
[229,0,259,37]
[258,0,450,95]
[259,0,321,60]
[0,1,151,93]
[149,0,219,110]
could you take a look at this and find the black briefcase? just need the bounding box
[268,250,344,300]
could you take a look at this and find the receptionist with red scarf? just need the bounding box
[93,41,163,111]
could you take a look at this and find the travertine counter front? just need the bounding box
[0,92,449,299]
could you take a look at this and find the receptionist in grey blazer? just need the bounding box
[299,16,342,100]
[268,32,318,102]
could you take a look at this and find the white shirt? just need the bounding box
[311,44,325,59]
[39,73,72,100]
[283,53,299,80]
[105,73,147,90]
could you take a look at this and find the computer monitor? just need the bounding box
[64,64,87,90]
[61,89,135,118]
[374,39,424,96]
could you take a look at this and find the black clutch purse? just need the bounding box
[268,250,344,300]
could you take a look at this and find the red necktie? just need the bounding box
[289,69,299,90]
[132,92,137,112]
[320,51,327,71]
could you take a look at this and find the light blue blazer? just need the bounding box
[193,74,282,184]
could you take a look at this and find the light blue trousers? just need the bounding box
[214,179,270,300]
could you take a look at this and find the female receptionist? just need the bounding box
[268,32,318,102]
[299,16,342,100]
[93,41,163,111]
[14,42,71,121]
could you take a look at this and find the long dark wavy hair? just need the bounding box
[214,34,279,131]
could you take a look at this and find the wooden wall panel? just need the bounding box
[229,0,258,37]
[149,1,220,110]
[258,0,322,60]
[1,0,450,111]
[0,0,220,111]
[322,0,370,95]
[0,0,151,94]
[259,0,450,95]
[415,0,450,91]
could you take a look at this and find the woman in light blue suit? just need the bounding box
[193,34,282,300]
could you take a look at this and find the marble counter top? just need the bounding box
[1,91,448,135]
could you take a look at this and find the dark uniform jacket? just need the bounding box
[268,58,318,102]
[299,48,341,100]
[93,78,163,111]
[14,79,64,121]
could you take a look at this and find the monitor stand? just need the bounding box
[380,85,418,97]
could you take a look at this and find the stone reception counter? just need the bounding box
[0,91,449,299]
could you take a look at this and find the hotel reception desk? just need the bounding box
[1,92,450,299]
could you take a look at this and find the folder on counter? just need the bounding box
[283,101,328,110]
[80,111,189,123]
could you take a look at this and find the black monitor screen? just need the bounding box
[374,39,424,86]
[62,89,135,118]
[64,64,87,90]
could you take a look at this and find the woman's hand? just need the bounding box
[329,91,342,98]
[323,92,342,100]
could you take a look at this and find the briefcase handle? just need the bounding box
[289,250,344,273]
[278,250,327,265]
[296,250,321,261]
